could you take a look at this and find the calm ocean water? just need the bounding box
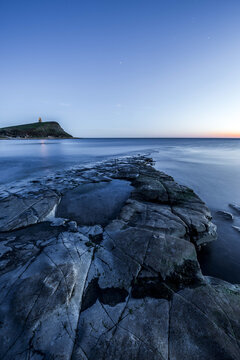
[1,138,240,283]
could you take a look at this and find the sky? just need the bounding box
[0,0,240,138]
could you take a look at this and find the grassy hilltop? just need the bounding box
[0,121,73,139]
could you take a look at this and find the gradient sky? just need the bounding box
[1,0,240,137]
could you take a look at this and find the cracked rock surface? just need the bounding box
[0,155,240,360]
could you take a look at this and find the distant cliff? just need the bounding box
[0,121,73,139]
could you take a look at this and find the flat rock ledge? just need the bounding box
[0,156,240,360]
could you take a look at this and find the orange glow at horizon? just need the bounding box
[202,131,240,138]
[153,130,240,138]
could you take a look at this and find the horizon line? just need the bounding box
[78,136,240,139]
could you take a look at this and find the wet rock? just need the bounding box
[0,190,60,232]
[132,174,169,203]
[79,224,103,237]
[81,278,128,311]
[229,203,240,214]
[0,155,237,360]
[169,280,240,360]
[170,201,216,245]
[74,298,169,360]
[0,226,93,359]
[79,224,103,244]
[216,210,234,221]
[68,220,78,232]
[232,226,240,233]
[0,241,12,257]
[50,217,66,227]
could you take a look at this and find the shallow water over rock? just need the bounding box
[56,179,133,226]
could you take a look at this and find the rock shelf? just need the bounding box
[0,156,240,360]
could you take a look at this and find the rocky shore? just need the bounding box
[0,156,240,360]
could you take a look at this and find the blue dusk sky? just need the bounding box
[0,0,240,137]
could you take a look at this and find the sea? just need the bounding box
[0,138,240,283]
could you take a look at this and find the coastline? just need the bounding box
[0,155,240,359]
[0,136,82,140]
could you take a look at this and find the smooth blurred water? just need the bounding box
[1,138,240,283]
[0,138,159,184]
[151,139,240,284]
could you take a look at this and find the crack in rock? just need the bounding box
[81,278,129,311]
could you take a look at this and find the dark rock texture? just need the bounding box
[216,210,234,221]
[0,156,239,360]
[0,189,60,232]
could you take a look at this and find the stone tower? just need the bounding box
[38,117,42,123]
